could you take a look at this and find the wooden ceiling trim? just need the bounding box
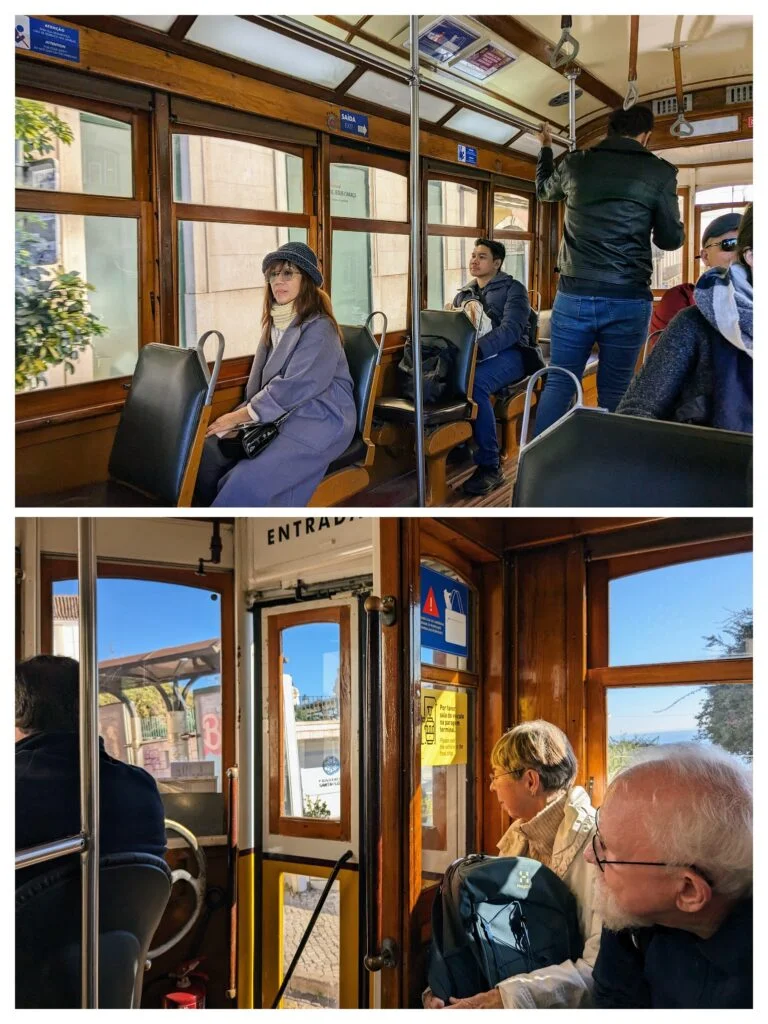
[168,16,197,41]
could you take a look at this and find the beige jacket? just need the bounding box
[496,785,601,1008]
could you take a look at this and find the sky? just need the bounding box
[54,550,752,719]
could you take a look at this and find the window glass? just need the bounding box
[172,134,303,212]
[606,682,753,782]
[696,185,753,205]
[51,577,224,833]
[426,235,477,311]
[651,194,685,289]
[608,553,752,666]
[493,191,530,232]
[177,221,307,355]
[331,230,408,330]
[280,874,340,1008]
[500,238,530,287]
[330,163,407,221]
[15,98,133,198]
[280,622,342,821]
[428,179,478,226]
[16,213,138,392]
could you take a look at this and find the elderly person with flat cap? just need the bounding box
[195,241,356,507]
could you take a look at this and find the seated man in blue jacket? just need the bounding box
[451,238,531,496]
[584,743,752,1008]
[16,655,167,886]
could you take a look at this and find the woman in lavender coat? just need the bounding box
[195,242,356,507]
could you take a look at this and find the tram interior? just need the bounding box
[15,15,753,508]
[15,514,753,1007]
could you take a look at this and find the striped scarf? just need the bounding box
[694,263,752,358]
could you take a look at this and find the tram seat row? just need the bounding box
[16,852,171,1009]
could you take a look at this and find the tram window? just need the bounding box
[330,163,407,221]
[651,192,686,290]
[427,179,478,227]
[493,191,530,233]
[279,874,340,1008]
[15,97,133,198]
[608,552,752,667]
[331,231,409,330]
[427,234,481,310]
[177,221,308,354]
[49,575,225,834]
[16,212,139,391]
[500,238,530,289]
[607,682,753,783]
[172,134,304,213]
[696,185,753,205]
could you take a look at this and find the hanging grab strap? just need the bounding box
[623,15,640,110]
[670,43,694,137]
[550,15,580,69]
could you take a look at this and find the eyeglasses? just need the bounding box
[267,269,299,283]
[592,808,715,887]
[488,767,525,785]
[702,237,738,252]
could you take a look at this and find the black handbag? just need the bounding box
[217,411,289,461]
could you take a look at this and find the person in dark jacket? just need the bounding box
[618,203,752,432]
[584,743,752,1008]
[451,238,531,495]
[533,105,685,436]
[194,242,356,507]
[16,655,167,887]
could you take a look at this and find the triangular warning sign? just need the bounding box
[423,587,440,617]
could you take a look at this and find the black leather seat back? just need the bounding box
[109,344,208,505]
[513,408,752,507]
[341,324,379,437]
[421,309,476,401]
[16,852,172,1009]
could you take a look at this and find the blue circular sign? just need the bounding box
[322,755,340,776]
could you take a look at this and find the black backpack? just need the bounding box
[427,854,583,1002]
[397,333,457,404]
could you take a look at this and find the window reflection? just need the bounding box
[281,874,340,1008]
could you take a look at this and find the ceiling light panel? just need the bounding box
[186,15,355,89]
[346,72,454,122]
[508,133,542,156]
[122,16,178,33]
[445,109,517,145]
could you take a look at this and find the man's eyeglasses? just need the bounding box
[267,269,299,283]
[488,767,525,785]
[702,237,738,253]
[592,808,715,887]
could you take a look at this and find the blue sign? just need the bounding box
[457,144,478,166]
[16,17,80,62]
[340,109,370,139]
[420,566,469,658]
[418,18,480,64]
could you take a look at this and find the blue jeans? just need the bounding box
[533,292,652,436]
[472,347,527,466]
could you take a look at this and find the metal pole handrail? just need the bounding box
[78,519,100,1009]
[409,15,426,508]
[15,834,87,870]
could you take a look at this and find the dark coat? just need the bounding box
[617,306,753,433]
[536,136,685,288]
[452,272,531,361]
[16,732,167,886]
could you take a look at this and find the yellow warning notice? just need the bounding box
[421,687,468,766]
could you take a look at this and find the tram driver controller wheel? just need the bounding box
[147,819,208,961]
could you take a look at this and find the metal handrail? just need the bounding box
[519,366,584,454]
[270,850,353,1008]
[364,311,388,362]
[409,15,426,508]
[15,834,86,870]
[197,329,226,405]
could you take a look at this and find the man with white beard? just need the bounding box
[583,743,752,1008]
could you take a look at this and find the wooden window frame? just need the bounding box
[267,605,352,842]
[38,554,237,832]
[490,187,535,290]
[15,86,156,425]
[585,536,753,805]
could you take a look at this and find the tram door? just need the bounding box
[256,593,363,1009]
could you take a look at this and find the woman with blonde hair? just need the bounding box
[430,719,601,1009]
[195,241,356,506]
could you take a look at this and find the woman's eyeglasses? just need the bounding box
[702,237,738,252]
[488,767,524,785]
[267,269,299,283]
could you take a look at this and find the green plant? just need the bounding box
[15,98,74,161]
[607,734,660,782]
[304,796,332,819]
[15,225,108,390]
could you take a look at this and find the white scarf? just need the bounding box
[271,300,297,330]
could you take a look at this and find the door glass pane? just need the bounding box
[426,235,477,311]
[177,221,307,354]
[427,179,477,226]
[609,553,752,666]
[493,191,530,232]
[16,213,138,392]
[499,238,530,287]
[607,682,753,782]
[15,97,133,197]
[281,622,342,820]
[281,873,340,1008]
[331,230,408,330]
[330,163,407,220]
[173,134,303,212]
[51,576,224,833]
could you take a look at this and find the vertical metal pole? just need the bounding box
[78,519,99,1008]
[567,70,578,151]
[409,15,427,507]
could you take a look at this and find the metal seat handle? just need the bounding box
[364,311,388,362]
[196,330,226,405]
[519,365,584,455]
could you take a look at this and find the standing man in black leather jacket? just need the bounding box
[533,105,685,436]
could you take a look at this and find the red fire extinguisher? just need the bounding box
[162,959,208,1008]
